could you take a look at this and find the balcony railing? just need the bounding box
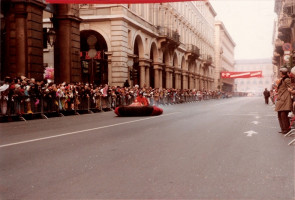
[278,31,291,42]
[278,16,293,31]
[204,55,213,66]
[186,44,200,59]
[283,1,295,16]
[157,26,180,44]
[186,44,200,54]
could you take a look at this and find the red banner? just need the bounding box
[46,0,204,4]
[80,51,102,60]
[221,71,263,79]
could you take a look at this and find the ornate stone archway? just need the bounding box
[80,30,108,85]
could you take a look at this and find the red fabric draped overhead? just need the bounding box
[221,71,263,79]
[46,0,205,4]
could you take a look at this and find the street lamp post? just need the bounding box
[47,28,56,47]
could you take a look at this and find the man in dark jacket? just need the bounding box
[123,80,130,88]
[275,67,293,134]
[263,88,270,104]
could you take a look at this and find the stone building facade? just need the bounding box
[1,0,47,80]
[2,1,220,90]
[1,3,82,83]
[273,0,295,77]
[75,2,216,89]
[214,21,235,92]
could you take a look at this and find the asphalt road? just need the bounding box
[0,97,294,200]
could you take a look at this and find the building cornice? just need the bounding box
[215,20,236,47]
[206,1,217,17]
[80,14,158,37]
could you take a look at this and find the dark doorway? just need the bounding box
[80,30,108,86]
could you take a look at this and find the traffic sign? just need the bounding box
[284,55,290,62]
[284,51,291,55]
[283,43,292,51]
[88,49,97,58]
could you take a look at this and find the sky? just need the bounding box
[210,0,277,60]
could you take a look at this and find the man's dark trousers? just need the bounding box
[278,111,290,133]
[265,97,269,104]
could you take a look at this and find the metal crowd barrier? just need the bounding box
[0,91,221,122]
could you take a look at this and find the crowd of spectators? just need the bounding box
[0,76,233,117]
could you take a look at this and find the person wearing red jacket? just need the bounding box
[134,92,149,106]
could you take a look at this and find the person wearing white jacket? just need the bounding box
[0,77,11,115]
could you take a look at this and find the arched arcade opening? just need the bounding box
[80,30,108,86]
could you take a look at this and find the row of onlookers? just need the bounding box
[0,76,239,118]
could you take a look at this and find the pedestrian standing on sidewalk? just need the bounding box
[275,67,293,134]
[263,88,270,104]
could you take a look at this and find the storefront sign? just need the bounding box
[80,51,101,60]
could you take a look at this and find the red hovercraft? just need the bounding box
[114,92,163,117]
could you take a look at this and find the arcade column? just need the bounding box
[189,73,194,89]
[139,64,145,88]
[2,0,46,79]
[159,66,163,88]
[174,69,181,89]
[145,65,150,87]
[195,75,200,90]
[204,78,208,90]
[182,71,188,89]
[105,52,112,86]
[53,4,81,83]
[15,4,27,77]
[165,66,173,89]
[153,64,161,88]
[199,76,203,90]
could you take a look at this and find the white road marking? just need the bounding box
[264,114,276,117]
[221,114,276,118]
[0,112,179,148]
[221,114,257,116]
[212,101,234,107]
[244,130,258,137]
[251,121,260,125]
[249,112,258,114]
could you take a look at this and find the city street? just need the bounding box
[0,97,294,199]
